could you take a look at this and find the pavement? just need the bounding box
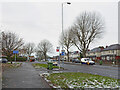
[2,62,50,89]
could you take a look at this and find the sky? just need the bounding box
[0,0,118,56]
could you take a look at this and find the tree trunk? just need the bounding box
[82,50,86,58]
[44,53,46,61]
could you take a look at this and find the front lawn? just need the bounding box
[32,63,62,69]
[44,72,118,88]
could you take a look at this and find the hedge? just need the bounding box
[6,57,27,62]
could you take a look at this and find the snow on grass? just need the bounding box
[45,72,118,89]
[40,73,50,77]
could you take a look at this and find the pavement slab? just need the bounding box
[2,62,50,89]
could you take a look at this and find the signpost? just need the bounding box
[13,50,19,62]
[61,50,65,65]
[56,47,60,69]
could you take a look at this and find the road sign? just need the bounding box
[56,47,60,52]
[61,52,65,56]
[13,50,19,54]
[61,50,65,56]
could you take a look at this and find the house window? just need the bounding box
[103,57,105,60]
[106,56,110,61]
[110,56,112,60]
[101,57,103,60]
[112,50,114,54]
[93,57,95,60]
[113,56,115,59]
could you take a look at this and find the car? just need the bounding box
[72,59,75,62]
[81,58,95,65]
[0,58,8,63]
[48,59,58,66]
[41,59,45,61]
[30,59,35,62]
[72,59,80,63]
[52,60,58,66]
[74,59,81,63]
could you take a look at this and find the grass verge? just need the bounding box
[2,62,22,69]
[32,63,63,69]
[45,72,118,88]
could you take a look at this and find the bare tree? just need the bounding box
[19,46,27,57]
[71,12,104,57]
[2,31,24,58]
[24,42,35,60]
[35,50,44,60]
[37,39,53,61]
[59,29,73,62]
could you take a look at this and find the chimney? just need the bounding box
[88,49,90,51]
[106,46,108,48]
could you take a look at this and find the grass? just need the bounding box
[2,62,22,68]
[45,72,118,88]
[32,63,62,69]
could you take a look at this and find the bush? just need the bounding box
[6,57,27,62]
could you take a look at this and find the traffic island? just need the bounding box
[41,72,119,89]
[32,63,64,70]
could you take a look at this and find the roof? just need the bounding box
[103,44,120,51]
[88,47,102,53]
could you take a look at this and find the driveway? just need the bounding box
[2,62,50,89]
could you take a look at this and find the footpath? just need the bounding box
[2,62,50,89]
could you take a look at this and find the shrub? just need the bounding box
[6,57,27,62]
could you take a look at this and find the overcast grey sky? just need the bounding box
[0,1,118,56]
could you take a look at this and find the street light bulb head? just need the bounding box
[67,2,71,4]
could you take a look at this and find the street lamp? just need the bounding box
[61,2,71,64]
[62,2,71,38]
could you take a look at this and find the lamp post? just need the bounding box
[61,2,71,64]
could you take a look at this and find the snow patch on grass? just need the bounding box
[45,72,119,88]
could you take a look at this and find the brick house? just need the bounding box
[86,47,104,62]
[58,51,80,61]
[101,44,120,64]
[86,44,120,65]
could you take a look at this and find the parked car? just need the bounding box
[41,59,45,61]
[0,58,8,63]
[52,60,58,66]
[81,58,95,65]
[48,59,58,66]
[72,59,80,63]
[72,59,75,62]
[30,59,35,62]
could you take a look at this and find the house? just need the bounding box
[86,46,104,62]
[62,51,80,61]
[86,44,120,65]
[101,44,120,64]
[72,51,80,59]
[18,49,27,57]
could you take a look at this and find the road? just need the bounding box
[34,61,118,79]
[62,63,118,79]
